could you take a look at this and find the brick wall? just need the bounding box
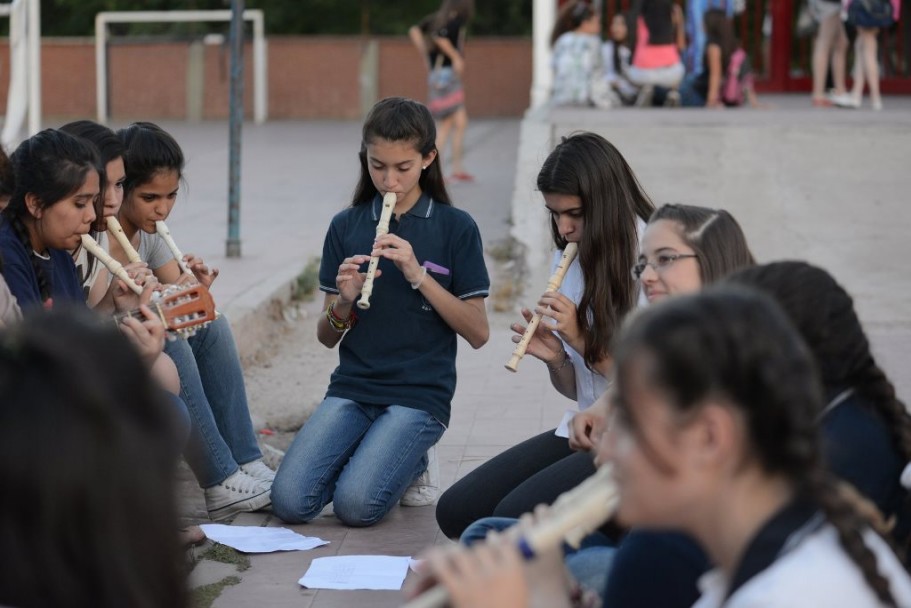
[0,36,532,121]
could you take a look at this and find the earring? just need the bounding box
[422,165,427,170]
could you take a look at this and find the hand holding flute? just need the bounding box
[155,220,219,288]
[80,234,144,295]
[404,465,618,608]
[506,243,579,372]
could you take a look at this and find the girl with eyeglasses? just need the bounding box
[457,204,755,600]
[436,131,653,541]
[633,203,755,303]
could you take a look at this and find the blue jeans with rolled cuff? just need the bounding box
[271,397,445,527]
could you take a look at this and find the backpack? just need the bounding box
[721,48,753,107]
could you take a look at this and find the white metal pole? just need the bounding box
[26,0,39,134]
[531,0,556,109]
[95,14,107,124]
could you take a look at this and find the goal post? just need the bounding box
[0,0,41,149]
[95,9,267,124]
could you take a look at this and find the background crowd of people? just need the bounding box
[549,0,760,108]
[0,0,906,606]
[550,0,901,110]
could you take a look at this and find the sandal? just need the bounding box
[449,172,475,182]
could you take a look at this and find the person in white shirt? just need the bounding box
[410,287,911,608]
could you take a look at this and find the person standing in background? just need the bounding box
[810,0,849,106]
[410,0,475,183]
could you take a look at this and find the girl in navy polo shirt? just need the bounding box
[271,97,490,527]
[0,129,101,310]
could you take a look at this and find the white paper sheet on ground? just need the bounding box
[299,555,412,590]
[199,524,329,553]
[554,407,579,438]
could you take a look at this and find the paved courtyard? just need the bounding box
[145,96,911,606]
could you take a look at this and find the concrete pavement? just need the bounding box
[139,96,911,606]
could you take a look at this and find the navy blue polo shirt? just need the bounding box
[319,193,489,427]
[0,220,85,310]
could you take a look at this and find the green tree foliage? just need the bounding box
[40,0,532,37]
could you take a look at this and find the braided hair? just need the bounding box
[0,129,101,305]
[726,261,911,549]
[612,286,899,606]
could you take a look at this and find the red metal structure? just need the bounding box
[561,0,911,93]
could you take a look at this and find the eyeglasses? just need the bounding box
[631,254,698,280]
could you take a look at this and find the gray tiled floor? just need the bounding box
[174,96,911,606]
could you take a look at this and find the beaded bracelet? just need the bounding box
[326,300,357,332]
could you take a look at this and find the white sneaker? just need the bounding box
[401,445,440,507]
[831,93,860,109]
[205,469,272,521]
[240,458,276,482]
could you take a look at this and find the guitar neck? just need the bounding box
[113,302,165,328]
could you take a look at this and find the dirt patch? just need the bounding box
[241,298,337,455]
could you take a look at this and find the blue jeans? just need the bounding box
[679,74,707,107]
[165,315,261,488]
[461,516,615,594]
[272,397,445,527]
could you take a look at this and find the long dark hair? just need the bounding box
[726,262,911,533]
[352,97,450,207]
[0,310,187,608]
[60,120,126,242]
[628,0,676,57]
[537,132,654,367]
[551,0,598,45]
[0,129,101,304]
[608,12,632,74]
[704,8,737,72]
[613,287,899,606]
[648,204,755,284]
[117,122,185,201]
[432,0,474,29]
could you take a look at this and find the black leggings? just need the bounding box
[435,429,596,539]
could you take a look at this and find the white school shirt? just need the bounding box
[553,219,647,437]
[693,524,911,608]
